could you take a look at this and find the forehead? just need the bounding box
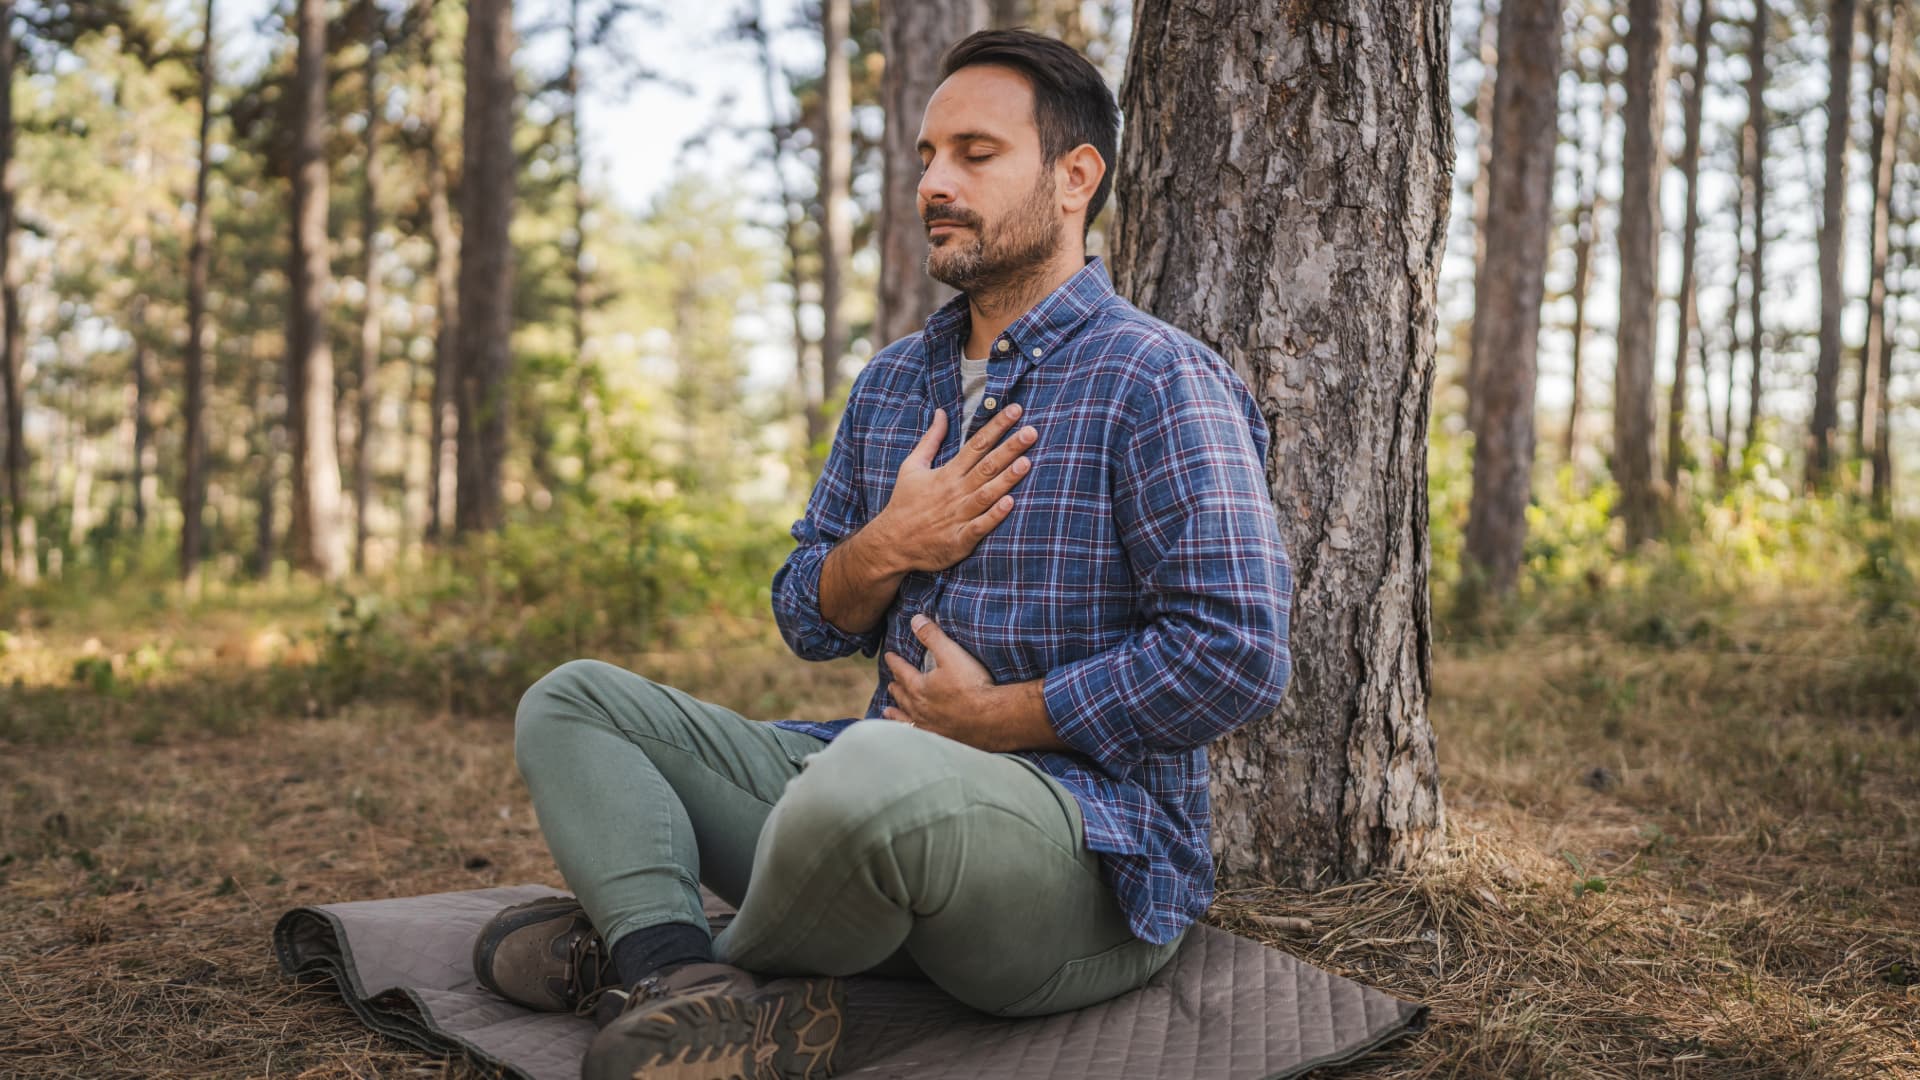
[916,64,1039,147]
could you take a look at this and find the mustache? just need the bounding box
[922,206,982,229]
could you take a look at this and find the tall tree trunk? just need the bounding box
[876,0,982,347]
[130,287,153,532]
[250,337,279,579]
[418,0,457,542]
[1861,0,1904,508]
[1113,0,1450,885]
[0,0,30,586]
[1719,116,1743,481]
[1566,49,1617,467]
[1463,0,1565,599]
[1667,0,1714,494]
[1808,0,1857,489]
[1614,0,1671,547]
[180,0,214,584]
[356,27,383,573]
[288,0,348,579]
[813,0,852,468]
[1465,0,1499,432]
[1744,0,1770,460]
[751,3,816,494]
[455,0,516,533]
[565,0,600,483]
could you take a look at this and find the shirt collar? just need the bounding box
[923,256,1118,366]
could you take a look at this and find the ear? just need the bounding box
[1057,143,1106,221]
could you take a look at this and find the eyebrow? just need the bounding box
[915,131,1005,155]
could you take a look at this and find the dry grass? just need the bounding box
[0,592,1916,1078]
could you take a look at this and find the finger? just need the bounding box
[883,651,922,691]
[911,614,967,667]
[948,401,1023,472]
[965,495,1017,539]
[904,409,947,469]
[882,705,917,725]
[969,453,1032,514]
[969,425,1039,486]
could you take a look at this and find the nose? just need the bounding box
[917,153,957,214]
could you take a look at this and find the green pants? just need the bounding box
[512,659,1185,1017]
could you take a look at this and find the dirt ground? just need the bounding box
[1,600,1915,1078]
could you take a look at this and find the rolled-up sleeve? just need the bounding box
[771,386,886,662]
[1041,354,1294,770]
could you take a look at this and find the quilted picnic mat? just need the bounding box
[272,883,1426,1080]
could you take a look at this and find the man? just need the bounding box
[474,29,1293,1080]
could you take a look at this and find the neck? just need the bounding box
[963,242,1086,357]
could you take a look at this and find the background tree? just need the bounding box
[1462,0,1565,599]
[1859,0,1906,507]
[1807,0,1856,488]
[874,0,983,346]
[1613,0,1670,547]
[454,0,516,533]
[812,0,852,469]
[286,0,348,578]
[179,0,215,584]
[1667,0,1715,493]
[1114,0,1451,885]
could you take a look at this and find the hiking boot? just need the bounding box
[581,961,844,1080]
[470,895,618,1013]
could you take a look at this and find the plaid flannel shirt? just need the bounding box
[770,258,1294,945]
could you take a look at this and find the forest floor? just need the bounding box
[0,581,1915,1078]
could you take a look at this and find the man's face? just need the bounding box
[915,64,1065,294]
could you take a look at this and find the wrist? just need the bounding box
[857,511,915,579]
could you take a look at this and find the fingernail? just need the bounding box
[911,614,928,631]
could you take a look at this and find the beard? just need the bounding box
[923,167,1064,297]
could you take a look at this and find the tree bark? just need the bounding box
[1859,0,1903,508]
[750,4,817,494]
[1113,0,1450,885]
[417,0,457,542]
[1463,0,1564,599]
[814,0,852,468]
[455,0,516,533]
[564,0,602,483]
[1808,0,1856,489]
[876,0,982,347]
[181,0,215,584]
[1614,0,1670,547]
[1465,0,1499,433]
[356,25,383,573]
[1566,50,1617,467]
[1667,0,1714,494]
[287,0,349,579]
[0,0,31,586]
[1744,0,1770,461]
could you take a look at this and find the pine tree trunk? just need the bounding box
[1566,51,1616,468]
[1465,0,1499,433]
[1463,0,1564,599]
[1667,0,1714,494]
[876,0,981,347]
[418,0,457,542]
[750,7,817,494]
[0,1,30,586]
[1808,0,1857,489]
[564,0,600,481]
[814,0,852,469]
[356,28,383,573]
[1745,0,1770,461]
[180,0,214,584]
[1859,0,1903,508]
[1614,0,1670,547]
[288,0,348,579]
[455,0,516,533]
[1113,0,1450,885]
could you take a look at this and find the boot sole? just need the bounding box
[582,976,844,1080]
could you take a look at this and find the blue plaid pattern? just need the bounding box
[770,258,1294,945]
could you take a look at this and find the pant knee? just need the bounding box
[514,658,633,774]
[761,722,956,858]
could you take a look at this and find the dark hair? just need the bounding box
[939,29,1120,235]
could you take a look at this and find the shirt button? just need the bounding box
[996,339,1011,354]
[983,396,998,410]
[1031,347,1043,358]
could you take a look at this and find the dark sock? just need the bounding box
[610,921,713,988]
